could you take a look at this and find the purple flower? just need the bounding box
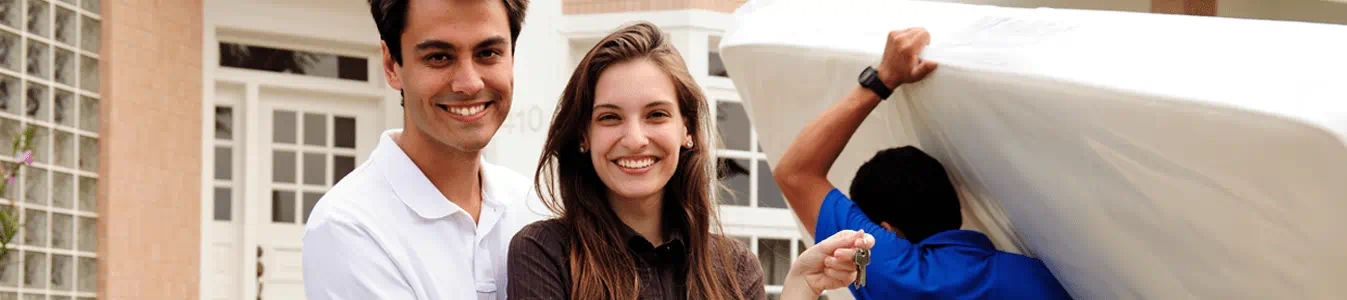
[18,151,31,165]
[5,177,12,185]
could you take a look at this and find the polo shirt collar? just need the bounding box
[917,229,997,253]
[372,129,505,219]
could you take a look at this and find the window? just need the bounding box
[713,99,787,209]
[212,105,236,222]
[219,42,369,82]
[708,52,728,77]
[269,109,357,224]
[0,1,99,299]
[708,36,728,77]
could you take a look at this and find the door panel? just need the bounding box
[259,88,379,300]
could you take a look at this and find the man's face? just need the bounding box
[382,0,513,152]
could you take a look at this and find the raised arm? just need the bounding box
[773,28,938,235]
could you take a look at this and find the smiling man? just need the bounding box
[301,1,536,299]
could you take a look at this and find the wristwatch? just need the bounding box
[858,66,893,100]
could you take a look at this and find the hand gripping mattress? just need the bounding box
[719,0,1347,299]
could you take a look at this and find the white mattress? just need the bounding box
[719,1,1347,299]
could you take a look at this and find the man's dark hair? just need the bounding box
[368,0,530,64]
[849,146,962,243]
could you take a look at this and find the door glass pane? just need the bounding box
[272,150,295,183]
[271,190,295,223]
[333,155,355,183]
[214,187,231,221]
[758,160,787,209]
[303,152,325,185]
[334,116,355,148]
[717,158,750,206]
[716,101,751,151]
[303,192,321,223]
[303,113,326,146]
[214,106,232,140]
[218,42,368,82]
[214,146,231,180]
[272,110,296,144]
[757,238,791,286]
[51,213,71,250]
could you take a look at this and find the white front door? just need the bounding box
[257,88,379,299]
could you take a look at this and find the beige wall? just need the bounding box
[564,0,749,14]
[102,0,203,299]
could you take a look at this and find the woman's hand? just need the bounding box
[781,230,877,299]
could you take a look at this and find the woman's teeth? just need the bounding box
[617,157,656,169]
[445,103,486,116]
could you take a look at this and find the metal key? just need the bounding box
[853,247,871,288]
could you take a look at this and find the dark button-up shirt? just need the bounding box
[507,219,766,299]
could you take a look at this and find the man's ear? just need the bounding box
[381,41,403,91]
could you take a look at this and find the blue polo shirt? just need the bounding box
[816,188,1072,299]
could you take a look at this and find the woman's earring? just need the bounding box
[579,143,587,153]
[685,139,694,148]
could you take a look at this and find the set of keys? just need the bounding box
[853,247,870,288]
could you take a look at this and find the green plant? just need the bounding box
[0,125,36,264]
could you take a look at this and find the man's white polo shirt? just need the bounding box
[303,129,545,300]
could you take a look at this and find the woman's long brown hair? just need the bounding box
[533,22,745,299]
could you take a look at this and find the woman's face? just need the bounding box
[586,59,690,202]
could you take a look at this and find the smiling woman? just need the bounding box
[510,22,766,300]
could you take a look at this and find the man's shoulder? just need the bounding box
[990,252,1071,297]
[306,162,398,233]
[483,161,537,203]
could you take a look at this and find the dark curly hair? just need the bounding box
[849,146,962,243]
[367,0,529,64]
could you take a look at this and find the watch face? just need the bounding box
[860,67,876,82]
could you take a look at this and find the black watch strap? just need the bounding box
[858,66,893,100]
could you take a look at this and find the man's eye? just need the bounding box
[476,50,501,59]
[426,54,453,65]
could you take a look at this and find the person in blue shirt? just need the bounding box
[772,28,1073,299]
